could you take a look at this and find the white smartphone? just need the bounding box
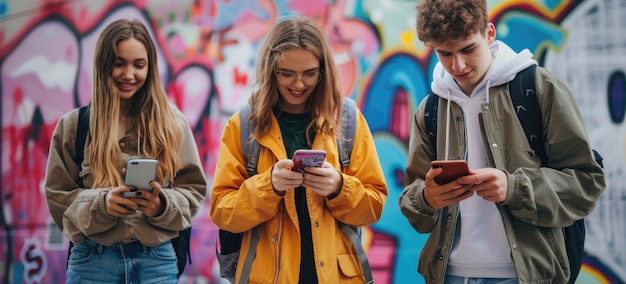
[122,158,158,196]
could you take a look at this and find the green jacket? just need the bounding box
[400,67,605,284]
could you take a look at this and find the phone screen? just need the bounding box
[292,149,326,172]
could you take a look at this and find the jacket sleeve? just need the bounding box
[44,110,118,237]
[501,67,606,227]
[210,113,283,233]
[325,110,388,227]
[149,110,207,230]
[399,97,441,233]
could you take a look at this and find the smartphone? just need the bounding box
[292,149,326,172]
[122,158,158,196]
[431,160,470,185]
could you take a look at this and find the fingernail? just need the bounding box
[135,191,142,196]
[130,187,137,192]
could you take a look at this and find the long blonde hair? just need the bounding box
[248,16,343,143]
[88,19,183,188]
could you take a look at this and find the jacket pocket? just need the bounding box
[337,253,361,277]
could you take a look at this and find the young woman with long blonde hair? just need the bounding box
[45,19,206,283]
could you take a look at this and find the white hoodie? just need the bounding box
[430,41,537,278]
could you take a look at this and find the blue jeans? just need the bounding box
[66,239,178,284]
[444,275,517,284]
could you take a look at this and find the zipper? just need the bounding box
[272,203,284,284]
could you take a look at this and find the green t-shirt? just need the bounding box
[272,106,318,282]
[273,107,315,157]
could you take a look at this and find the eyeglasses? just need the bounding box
[274,69,322,86]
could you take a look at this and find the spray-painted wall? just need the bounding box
[0,0,623,283]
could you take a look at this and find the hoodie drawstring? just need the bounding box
[485,80,492,104]
[445,89,452,160]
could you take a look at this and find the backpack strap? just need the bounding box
[239,105,260,176]
[335,97,373,282]
[67,104,90,267]
[424,93,439,155]
[74,104,90,166]
[235,104,262,284]
[338,97,357,169]
[339,223,374,283]
[509,65,590,284]
[238,225,260,284]
[509,65,547,164]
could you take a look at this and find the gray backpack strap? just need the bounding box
[338,97,357,169]
[238,226,260,284]
[336,98,373,283]
[237,105,261,284]
[339,223,374,284]
[239,105,260,176]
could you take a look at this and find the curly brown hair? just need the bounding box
[416,0,488,44]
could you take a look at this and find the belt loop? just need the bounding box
[94,243,104,255]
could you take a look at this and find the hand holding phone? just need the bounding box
[431,160,470,185]
[292,149,326,172]
[121,158,158,197]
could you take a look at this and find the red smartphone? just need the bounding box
[431,160,470,185]
[292,149,326,172]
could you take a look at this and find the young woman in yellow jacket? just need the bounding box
[210,16,388,284]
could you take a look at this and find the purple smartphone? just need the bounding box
[292,149,326,172]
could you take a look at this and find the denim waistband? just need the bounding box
[83,239,148,255]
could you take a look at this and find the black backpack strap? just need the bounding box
[67,104,90,268]
[173,227,192,277]
[338,97,357,169]
[509,65,546,164]
[75,104,90,166]
[424,93,439,155]
[592,149,604,168]
[509,65,589,284]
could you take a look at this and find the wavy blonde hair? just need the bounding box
[247,16,343,143]
[88,19,183,188]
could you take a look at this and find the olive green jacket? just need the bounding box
[400,67,605,284]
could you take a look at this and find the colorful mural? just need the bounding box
[0,0,623,283]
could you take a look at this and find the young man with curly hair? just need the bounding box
[399,1,605,283]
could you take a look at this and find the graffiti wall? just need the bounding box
[0,0,624,283]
